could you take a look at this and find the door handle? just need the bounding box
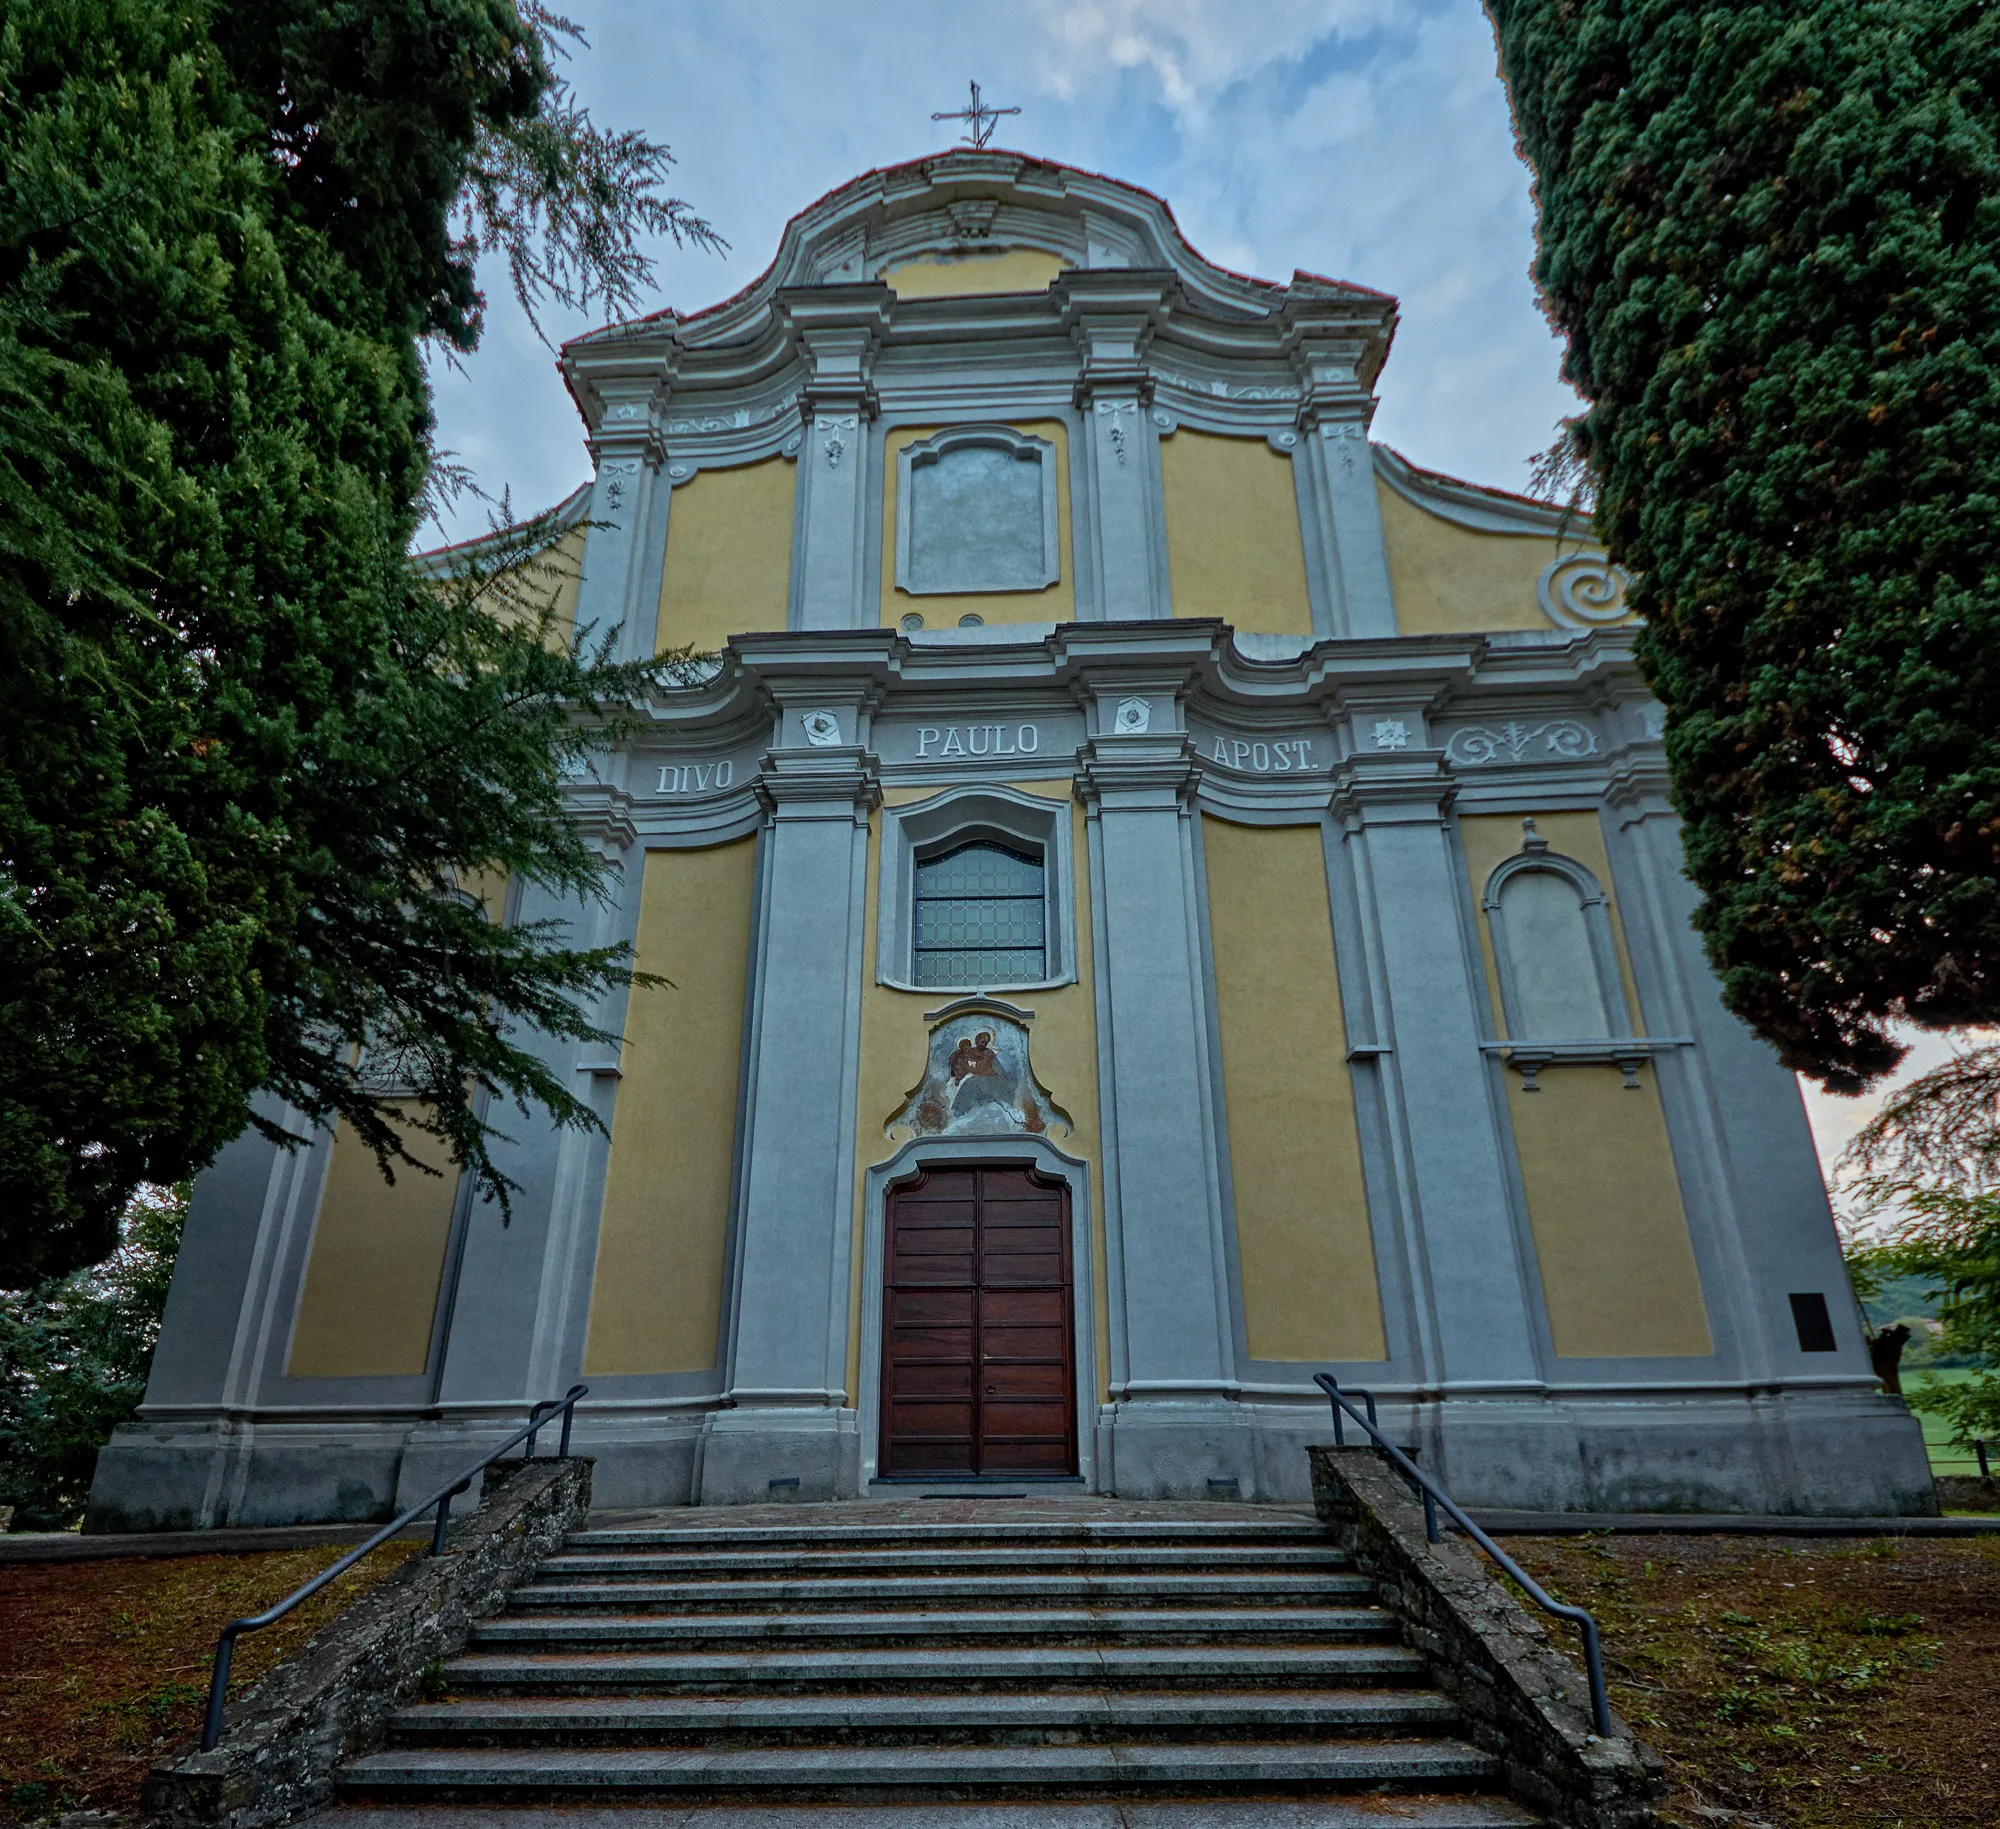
[985,1385,997,1395]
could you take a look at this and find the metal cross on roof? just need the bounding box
[931,80,1020,150]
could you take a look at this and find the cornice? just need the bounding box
[684,623,1650,726]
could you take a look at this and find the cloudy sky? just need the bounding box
[426,0,1934,1179]
[428,0,1577,540]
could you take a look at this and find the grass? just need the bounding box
[1904,1367,1993,1476]
[1510,1532,2000,1828]
[0,1541,417,1823]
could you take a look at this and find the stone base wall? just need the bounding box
[143,1456,591,1829]
[1309,1444,1666,1829]
[89,1381,1937,1527]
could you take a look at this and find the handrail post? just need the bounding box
[559,1387,579,1459]
[199,1627,239,1752]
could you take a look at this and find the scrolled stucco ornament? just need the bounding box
[1536,551,1635,631]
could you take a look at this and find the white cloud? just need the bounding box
[426,0,1576,545]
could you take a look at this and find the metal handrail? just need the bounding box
[1313,1373,1612,1737]
[197,1383,588,1752]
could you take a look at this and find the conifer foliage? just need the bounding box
[0,1,710,1284]
[1485,2,2000,1091]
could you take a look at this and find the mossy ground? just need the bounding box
[1511,1533,2000,1828]
[0,1543,416,1823]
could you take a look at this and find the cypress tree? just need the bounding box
[0,0,710,1282]
[1485,2,2000,1091]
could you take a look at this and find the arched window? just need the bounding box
[912,841,1047,988]
[1481,825,1629,1045]
[1496,869,1611,1039]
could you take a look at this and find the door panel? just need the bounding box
[881,1164,1078,1477]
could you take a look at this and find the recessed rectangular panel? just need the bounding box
[981,1361,1070,1398]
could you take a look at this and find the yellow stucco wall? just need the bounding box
[480,522,586,652]
[1200,817,1386,1362]
[847,784,1106,1409]
[1458,811,1712,1359]
[882,421,1074,628]
[655,458,796,653]
[288,1109,460,1378]
[1162,431,1313,636]
[583,838,758,1375]
[1379,481,1627,637]
[881,249,1070,298]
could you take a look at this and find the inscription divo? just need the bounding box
[657,760,738,793]
[1203,736,1318,773]
[915,723,1044,759]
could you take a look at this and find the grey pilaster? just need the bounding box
[423,798,639,1472]
[779,289,891,632]
[1288,332,1396,638]
[1064,278,1172,621]
[700,716,879,1502]
[1327,705,1546,1407]
[1076,686,1245,1496]
[572,367,673,665]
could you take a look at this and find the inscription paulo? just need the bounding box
[914,723,1043,759]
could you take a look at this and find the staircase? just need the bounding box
[334,1507,1545,1824]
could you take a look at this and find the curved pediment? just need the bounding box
[566,149,1392,356]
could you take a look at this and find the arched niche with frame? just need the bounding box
[1480,824,1632,1047]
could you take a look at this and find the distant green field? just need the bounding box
[1902,1367,1992,1474]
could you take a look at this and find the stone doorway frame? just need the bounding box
[858,1133,1098,1490]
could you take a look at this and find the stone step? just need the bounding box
[506,1572,1378,1612]
[443,1642,1433,1695]
[536,1544,1355,1578]
[385,1687,1462,1747]
[565,1520,1329,1552]
[336,1737,1505,1802]
[469,1606,1398,1652]
[312,1800,1545,1828]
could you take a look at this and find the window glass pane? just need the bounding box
[913,841,1046,988]
[1498,870,1612,1040]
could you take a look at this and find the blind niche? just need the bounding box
[896,425,1060,596]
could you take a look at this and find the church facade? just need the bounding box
[91,152,1933,1528]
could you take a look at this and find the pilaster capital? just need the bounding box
[777,288,893,421]
[1074,733,1202,811]
[1059,273,1171,406]
[567,341,678,468]
[584,386,671,471]
[755,747,882,824]
[1325,685,1441,761]
[560,781,639,855]
[1603,749,1677,819]
[1328,751,1457,829]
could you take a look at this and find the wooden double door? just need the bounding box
[879,1164,1077,1477]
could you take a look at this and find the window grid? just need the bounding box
[913,842,1046,988]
